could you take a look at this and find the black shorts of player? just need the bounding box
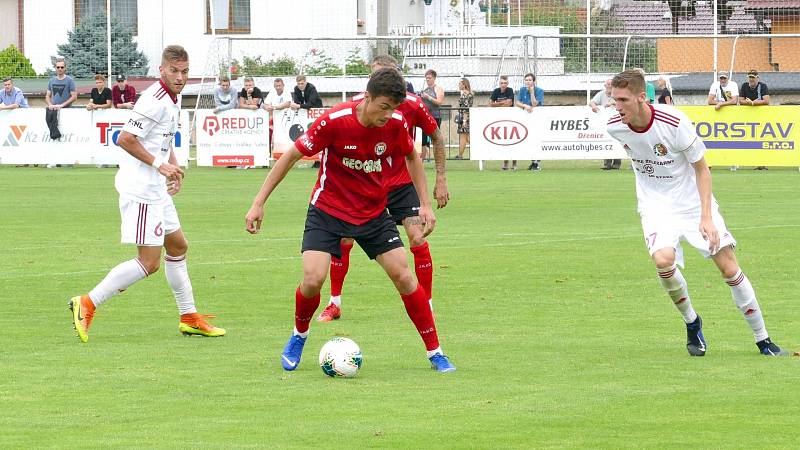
[421,118,442,147]
[302,205,404,260]
[387,183,420,225]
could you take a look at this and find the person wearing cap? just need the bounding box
[739,69,769,106]
[740,70,771,170]
[112,74,137,109]
[707,73,738,111]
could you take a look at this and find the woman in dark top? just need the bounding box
[86,74,112,110]
[657,77,672,105]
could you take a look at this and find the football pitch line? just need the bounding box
[5,223,798,281]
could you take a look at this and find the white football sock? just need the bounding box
[165,254,197,315]
[426,347,443,358]
[725,270,768,342]
[329,295,341,307]
[293,327,309,338]
[88,258,149,307]
[657,265,697,324]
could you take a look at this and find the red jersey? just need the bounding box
[295,101,414,225]
[352,92,438,191]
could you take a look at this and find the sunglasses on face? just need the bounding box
[56,66,65,69]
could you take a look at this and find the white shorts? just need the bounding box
[641,206,736,267]
[119,196,181,246]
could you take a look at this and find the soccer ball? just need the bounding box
[318,337,362,378]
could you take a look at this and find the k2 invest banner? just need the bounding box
[0,108,189,166]
[678,105,800,167]
[469,106,626,161]
[195,109,270,167]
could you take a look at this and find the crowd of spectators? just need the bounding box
[1,66,781,171]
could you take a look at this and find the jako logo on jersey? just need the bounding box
[3,125,26,146]
[483,120,528,146]
[96,122,125,146]
[653,143,669,157]
[343,145,357,150]
[342,157,382,173]
[374,142,387,156]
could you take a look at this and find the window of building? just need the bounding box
[206,0,251,34]
[75,0,138,36]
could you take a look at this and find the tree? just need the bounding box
[0,45,36,78]
[50,13,148,77]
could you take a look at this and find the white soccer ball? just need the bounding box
[318,337,362,378]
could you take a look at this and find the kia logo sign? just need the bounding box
[483,120,528,145]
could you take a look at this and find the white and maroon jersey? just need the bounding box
[115,80,180,203]
[352,92,438,191]
[607,103,712,215]
[295,100,414,225]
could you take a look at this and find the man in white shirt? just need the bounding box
[69,45,225,343]
[707,73,738,111]
[264,78,292,151]
[606,68,785,357]
[590,78,620,170]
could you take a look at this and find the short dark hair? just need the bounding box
[366,68,406,104]
[612,69,645,94]
[372,54,399,69]
[524,73,535,82]
[3,77,12,83]
[425,69,437,78]
[161,45,188,65]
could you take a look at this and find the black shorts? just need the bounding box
[387,183,420,225]
[421,118,442,147]
[302,205,404,260]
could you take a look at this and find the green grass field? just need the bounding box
[2,161,799,449]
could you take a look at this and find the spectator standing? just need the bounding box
[0,77,29,109]
[516,73,545,171]
[112,74,137,109]
[419,69,445,162]
[645,80,656,103]
[264,78,292,112]
[290,75,322,110]
[739,69,769,106]
[212,76,236,113]
[264,78,292,151]
[740,69,770,170]
[45,58,77,141]
[238,76,262,110]
[707,73,738,111]
[456,77,473,160]
[657,77,673,105]
[490,75,515,170]
[86,74,112,110]
[591,79,620,170]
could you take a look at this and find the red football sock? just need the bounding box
[329,242,354,297]
[401,284,440,351]
[295,286,321,334]
[410,242,433,299]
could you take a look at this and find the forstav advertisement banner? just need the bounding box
[469,106,626,160]
[0,108,189,166]
[678,105,800,167]
[195,108,270,167]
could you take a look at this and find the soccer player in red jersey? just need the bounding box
[318,54,449,323]
[245,68,455,372]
